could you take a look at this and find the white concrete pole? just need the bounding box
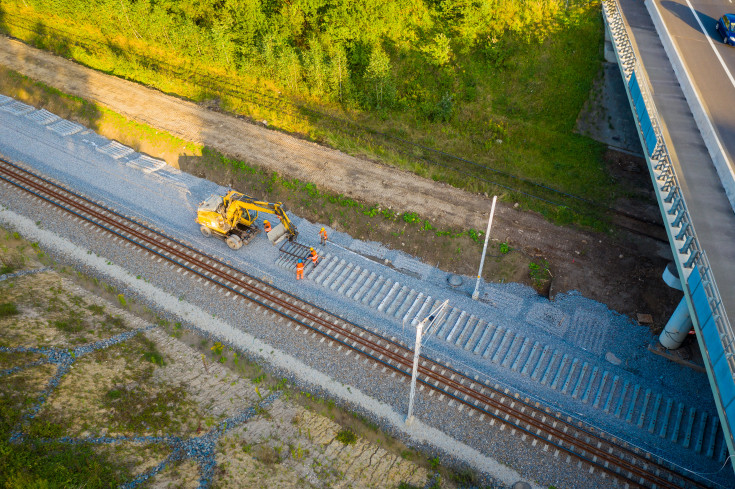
[472,196,498,301]
[405,318,425,426]
[406,300,448,426]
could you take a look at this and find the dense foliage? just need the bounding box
[7,0,589,109]
[0,0,612,225]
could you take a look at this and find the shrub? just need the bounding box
[529,260,551,287]
[467,228,483,244]
[402,212,420,224]
[335,428,357,445]
[0,302,19,318]
[52,315,84,333]
[254,444,281,465]
[0,254,24,275]
[142,350,165,366]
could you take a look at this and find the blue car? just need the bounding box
[716,14,735,46]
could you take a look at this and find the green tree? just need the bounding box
[328,43,350,102]
[260,32,279,79]
[422,33,452,67]
[304,38,328,96]
[365,44,392,108]
[277,45,301,91]
[212,18,236,67]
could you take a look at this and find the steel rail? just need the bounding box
[0,158,713,488]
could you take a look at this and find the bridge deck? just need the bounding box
[615,0,735,466]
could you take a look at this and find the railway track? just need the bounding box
[0,157,716,489]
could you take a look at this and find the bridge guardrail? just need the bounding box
[602,0,735,462]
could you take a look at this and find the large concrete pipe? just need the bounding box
[659,297,693,349]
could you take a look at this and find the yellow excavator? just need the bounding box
[195,190,298,250]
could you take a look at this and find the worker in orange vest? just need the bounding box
[319,227,328,245]
[309,247,319,266]
[263,220,272,233]
[296,259,304,280]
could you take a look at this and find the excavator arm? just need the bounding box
[222,190,298,243]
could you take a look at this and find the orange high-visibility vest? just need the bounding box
[310,251,318,264]
[264,222,272,232]
[319,229,327,239]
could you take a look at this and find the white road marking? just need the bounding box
[685,0,735,89]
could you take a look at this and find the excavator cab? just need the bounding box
[196,194,230,234]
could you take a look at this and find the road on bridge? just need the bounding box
[654,0,735,195]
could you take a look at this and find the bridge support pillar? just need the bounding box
[659,263,692,350]
[659,298,693,350]
[604,20,617,63]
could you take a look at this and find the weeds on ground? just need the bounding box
[102,379,186,433]
[0,253,25,275]
[0,302,19,318]
[335,428,357,445]
[450,467,479,486]
[0,363,131,486]
[0,430,131,487]
[141,338,166,366]
[529,259,552,288]
[51,311,85,333]
[254,444,281,465]
[86,303,105,315]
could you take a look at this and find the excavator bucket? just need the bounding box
[266,222,289,245]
